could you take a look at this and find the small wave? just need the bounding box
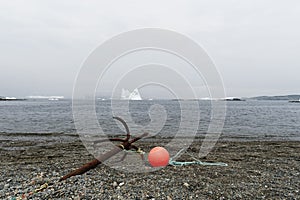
[0,132,78,137]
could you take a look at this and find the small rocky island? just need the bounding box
[0,97,26,101]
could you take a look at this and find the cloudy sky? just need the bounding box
[0,0,299,98]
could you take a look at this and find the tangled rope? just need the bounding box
[169,149,228,167]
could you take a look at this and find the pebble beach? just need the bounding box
[0,137,299,199]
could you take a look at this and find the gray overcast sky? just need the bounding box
[0,0,299,98]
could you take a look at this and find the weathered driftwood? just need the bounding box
[59,117,148,181]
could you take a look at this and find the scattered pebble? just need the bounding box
[112,181,118,187]
[183,182,189,188]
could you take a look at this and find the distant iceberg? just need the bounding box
[27,96,64,101]
[121,88,142,100]
[27,96,64,99]
[121,89,131,100]
[3,97,17,100]
[48,97,59,101]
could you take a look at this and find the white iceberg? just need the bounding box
[121,88,142,100]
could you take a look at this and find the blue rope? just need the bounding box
[169,160,228,166]
[169,149,228,167]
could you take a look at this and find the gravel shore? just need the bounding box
[0,137,299,199]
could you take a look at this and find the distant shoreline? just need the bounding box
[1,94,299,101]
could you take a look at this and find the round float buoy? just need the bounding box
[148,147,170,167]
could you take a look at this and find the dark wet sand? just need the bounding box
[0,138,299,199]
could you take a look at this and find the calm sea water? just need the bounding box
[0,99,299,141]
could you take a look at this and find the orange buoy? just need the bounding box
[148,147,170,167]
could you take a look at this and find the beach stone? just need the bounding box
[183,182,189,188]
[4,183,10,189]
[112,181,118,187]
